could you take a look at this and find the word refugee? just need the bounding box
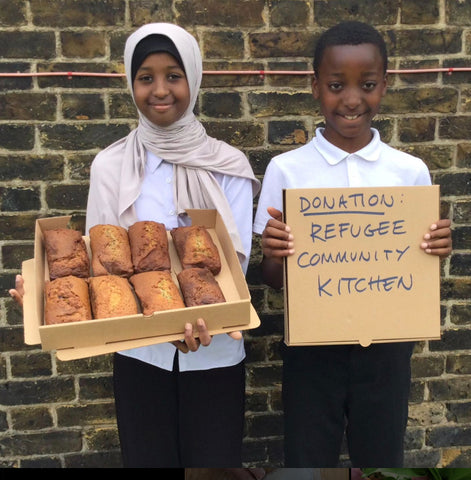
[310,219,407,242]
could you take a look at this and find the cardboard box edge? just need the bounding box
[28,210,256,356]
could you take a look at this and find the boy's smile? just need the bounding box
[312,43,387,153]
[133,52,190,127]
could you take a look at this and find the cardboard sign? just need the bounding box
[283,186,441,346]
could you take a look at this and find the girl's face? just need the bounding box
[133,52,190,127]
[312,43,387,153]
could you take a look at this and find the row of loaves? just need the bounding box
[43,222,226,325]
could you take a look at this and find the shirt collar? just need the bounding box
[146,150,164,173]
[313,127,381,165]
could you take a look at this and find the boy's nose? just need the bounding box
[343,88,362,109]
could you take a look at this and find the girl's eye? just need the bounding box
[168,73,184,81]
[137,74,153,83]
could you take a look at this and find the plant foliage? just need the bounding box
[361,469,471,480]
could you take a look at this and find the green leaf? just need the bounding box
[427,469,442,480]
[439,469,471,480]
[361,468,471,480]
[361,469,431,480]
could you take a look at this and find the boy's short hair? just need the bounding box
[313,21,388,76]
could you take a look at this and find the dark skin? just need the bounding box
[261,44,452,287]
[261,208,452,291]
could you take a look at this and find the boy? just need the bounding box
[253,21,452,467]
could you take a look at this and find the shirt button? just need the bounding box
[166,177,172,183]
[169,210,175,216]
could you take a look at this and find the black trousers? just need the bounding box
[282,341,415,467]
[113,352,246,468]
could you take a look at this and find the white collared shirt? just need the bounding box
[118,151,254,371]
[253,128,432,235]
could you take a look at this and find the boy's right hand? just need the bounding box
[260,207,295,289]
[261,207,294,264]
[9,274,24,307]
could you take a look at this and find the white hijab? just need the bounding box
[116,23,260,260]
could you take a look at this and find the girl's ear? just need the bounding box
[311,74,319,99]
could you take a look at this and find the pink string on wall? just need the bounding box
[0,67,469,79]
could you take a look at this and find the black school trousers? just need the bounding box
[282,341,415,467]
[113,352,245,468]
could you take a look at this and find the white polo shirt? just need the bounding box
[253,128,432,235]
[118,151,254,372]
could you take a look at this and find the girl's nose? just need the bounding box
[152,80,169,98]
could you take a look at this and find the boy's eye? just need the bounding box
[328,82,343,92]
[363,81,377,91]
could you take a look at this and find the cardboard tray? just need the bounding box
[22,209,260,360]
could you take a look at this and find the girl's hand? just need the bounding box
[172,318,212,353]
[172,319,243,353]
[9,275,24,307]
[420,218,452,258]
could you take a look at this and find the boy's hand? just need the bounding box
[420,218,452,258]
[261,207,295,264]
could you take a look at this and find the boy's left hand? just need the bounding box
[420,218,452,258]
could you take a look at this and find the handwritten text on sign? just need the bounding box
[297,191,411,297]
[283,186,440,346]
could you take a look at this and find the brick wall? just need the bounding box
[0,0,470,468]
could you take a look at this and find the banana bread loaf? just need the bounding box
[89,224,134,277]
[170,225,221,275]
[130,270,185,315]
[177,267,226,307]
[43,228,90,280]
[128,221,171,273]
[89,275,139,319]
[44,275,92,325]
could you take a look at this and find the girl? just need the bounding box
[15,22,258,468]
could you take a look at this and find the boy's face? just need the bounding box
[133,52,190,127]
[312,43,387,153]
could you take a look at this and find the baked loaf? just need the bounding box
[89,275,138,319]
[43,228,90,280]
[130,270,185,315]
[171,225,221,275]
[177,267,226,307]
[128,221,171,273]
[89,224,133,277]
[44,275,92,325]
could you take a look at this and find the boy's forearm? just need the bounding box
[261,256,284,290]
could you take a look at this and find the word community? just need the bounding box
[297,246,410,267]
